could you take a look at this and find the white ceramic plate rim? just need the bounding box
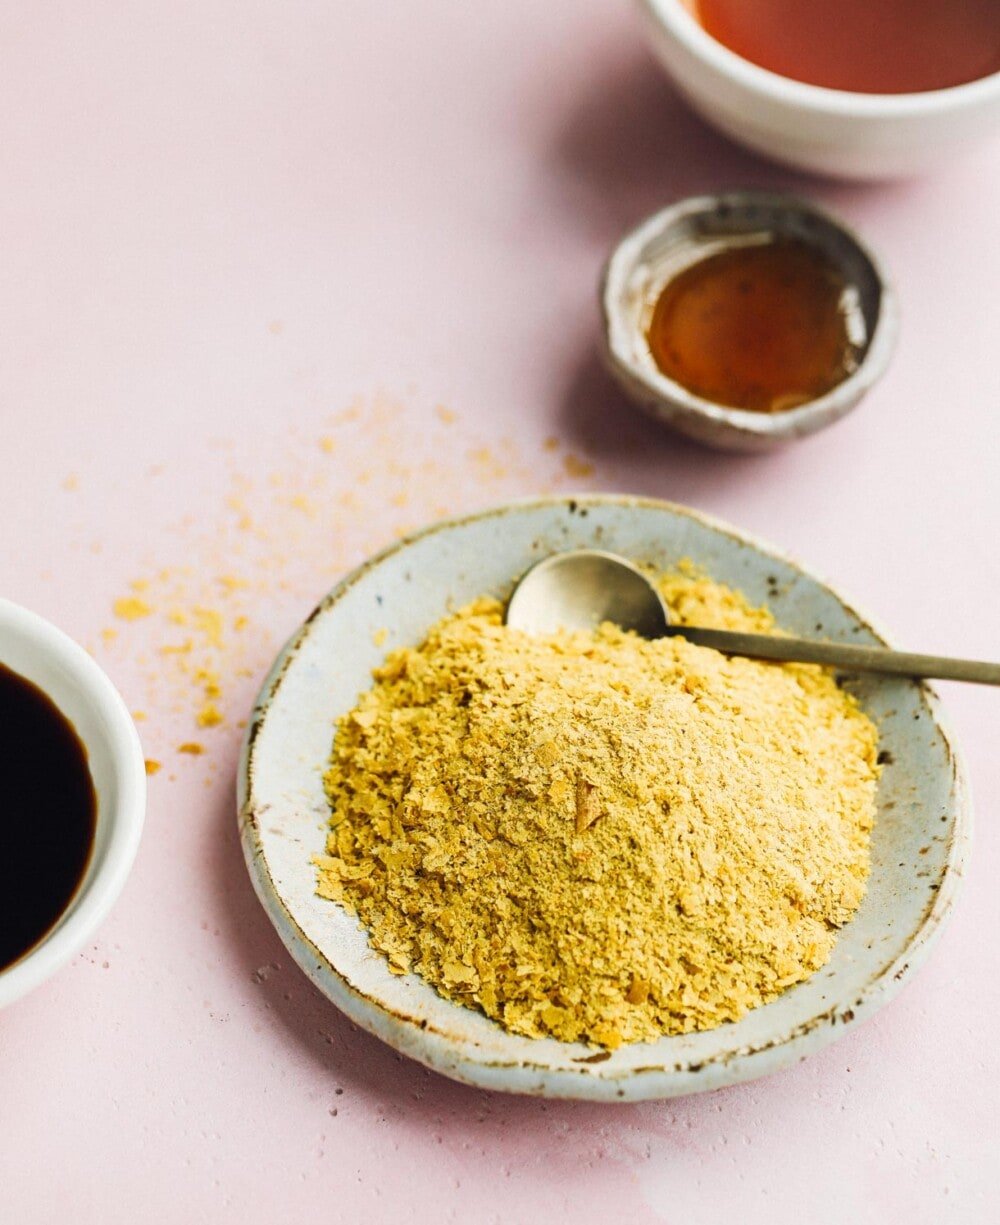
[0,598,146,1008]
[238,496,970,1100]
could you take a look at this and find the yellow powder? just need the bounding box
[195,702,223,728]
[562,453,595,478]
[316,573,879,1047]
[288,493,316,516]
[194,667,221,699]
[144,759,161,776]
[178,742,205,755]
[192,607,224,647]
[113,596,153,621]
[159,640,193,656]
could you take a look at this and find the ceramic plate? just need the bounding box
[238,496,969,1101]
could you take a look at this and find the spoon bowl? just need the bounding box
[507,548,1000,686]
[505,550,669,638]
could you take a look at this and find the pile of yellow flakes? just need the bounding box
[315,571,879,1048]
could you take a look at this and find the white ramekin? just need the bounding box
[640,0,1000,178]
[0,599,146,1008]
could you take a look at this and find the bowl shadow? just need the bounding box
[556,346,785,502]
[544,42,918,239]
[546,46,805,246]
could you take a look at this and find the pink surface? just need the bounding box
[2,4,999,1222]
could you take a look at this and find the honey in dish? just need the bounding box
[0,662,96,972]
[645,239,865,414]
[690,0,1000,95]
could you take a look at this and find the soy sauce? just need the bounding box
[0,662,96,972]
[645,239,865,413]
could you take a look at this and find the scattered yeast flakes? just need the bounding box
[288,493,316,516]
[196,702,223,728]
[193,608,225,647]
[144,759,162,775]
[159,639,193,656]
[112,596,153,621]
[177,742,205,755]
[562,453,595,478]
[194,667,221,700]
[95,393,623,771]
[316,572,879,1048]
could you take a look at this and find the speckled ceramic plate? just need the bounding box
[238,496,969,1101]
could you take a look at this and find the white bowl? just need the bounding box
[602,193,898,452]
[640,0,1000,178]
[0,599,146,1008]
[239,497,969,1100]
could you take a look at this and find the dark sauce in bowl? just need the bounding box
[0,663,96,972]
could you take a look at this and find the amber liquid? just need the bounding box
[0,663,96,971]
[692,0,1000,94]
[646,239,863,413]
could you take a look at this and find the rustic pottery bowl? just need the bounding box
[0,599,146,1009]
[601,193,898,453]
[640,0,1000,178]
[238,496,968,1101]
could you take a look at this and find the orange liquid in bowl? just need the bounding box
[645,240,864,413]
[690,0,1000,94]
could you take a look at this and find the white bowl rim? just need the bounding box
[239,494,971,1100]
[0,598,146,1008]
[601,191,899,441]
[643,0,1000,117]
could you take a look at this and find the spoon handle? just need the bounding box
[667,626,1000,686]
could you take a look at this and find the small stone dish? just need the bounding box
[238,496,967,1100]
[601,193,898,452]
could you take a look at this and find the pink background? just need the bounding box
[2,3,998,1222]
